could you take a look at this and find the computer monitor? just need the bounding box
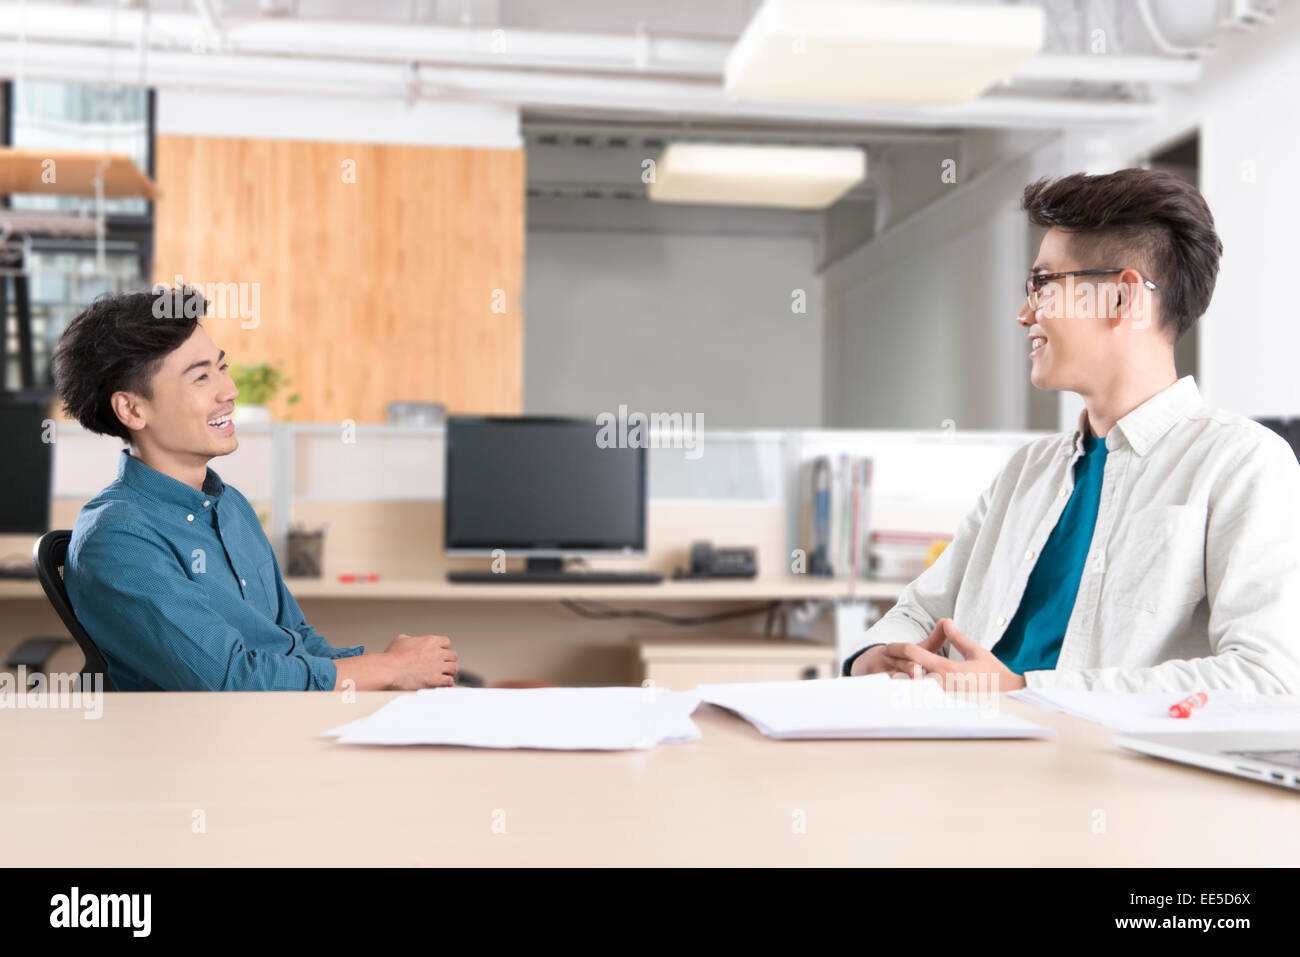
[1256,417,1300,464]
[444,416,646,573]
[0,395,54,536]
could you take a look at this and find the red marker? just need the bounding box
[1169,691,1208,719]
[338,573,380,583]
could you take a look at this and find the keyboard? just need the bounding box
[447,570,664,584]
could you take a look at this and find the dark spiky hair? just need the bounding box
[53,286,208,442]
[1022,168,1223,343]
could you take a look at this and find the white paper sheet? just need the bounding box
[1010,688,1300,734]
[322,686,702,750]
[696,674,1053,739]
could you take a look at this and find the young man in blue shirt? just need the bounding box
[54,287,459,692]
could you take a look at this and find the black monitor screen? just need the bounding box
[445,417,645,553]
[0,399,54,535]
[1257,417,1300,464]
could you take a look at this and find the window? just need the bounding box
[1,80,155,391]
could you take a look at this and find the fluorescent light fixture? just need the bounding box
[647,142,866,209]
[725,0,1046,106]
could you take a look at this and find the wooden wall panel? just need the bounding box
[152,136,524,422]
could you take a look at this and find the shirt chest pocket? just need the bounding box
[251,557,281,613]
[1110,505,1207,614]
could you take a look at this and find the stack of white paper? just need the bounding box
[696,675,1053,739]
[1011,688,1300,734]
[322,686,702,750]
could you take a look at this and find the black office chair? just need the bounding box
[33,530,117,692]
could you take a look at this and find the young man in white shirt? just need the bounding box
[845,167,1300,694]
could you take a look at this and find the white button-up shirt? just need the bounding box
[859,375,1300,693]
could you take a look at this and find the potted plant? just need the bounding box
[230,361,301,423]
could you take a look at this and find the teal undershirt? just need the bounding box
[991,428,1108,675]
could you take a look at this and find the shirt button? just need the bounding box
[186,514,194,522]
[1025,549,1036,561]
[997,616,1007,627]
[1059,485,1069,498]
[240,578,247,587]
[203,500,210,507]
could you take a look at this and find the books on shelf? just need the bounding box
[871,529,953,582]
[798,453,873,579]
[798,455,952,581]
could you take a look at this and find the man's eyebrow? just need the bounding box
[182,350,225,376]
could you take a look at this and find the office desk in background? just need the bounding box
[1,577,906,686]
[1,691,1292,867]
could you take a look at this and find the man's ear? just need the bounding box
[109,390,148,434]
[1115,266,1150,329]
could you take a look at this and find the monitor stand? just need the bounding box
[524,557,564,575]
[446,556,664,584]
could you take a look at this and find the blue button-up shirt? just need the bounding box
[65,450,364,691]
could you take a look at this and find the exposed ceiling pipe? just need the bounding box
[192,0,227,51]
[0,3,1203,86]
[1136,0,1218,56]
[1220,0,1277,29]
[1011,53,1199,84]
[0,38,1166,130]
[523,118,962,147]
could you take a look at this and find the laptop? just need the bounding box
[1116,732,1300,791]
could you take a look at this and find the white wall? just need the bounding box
[826,2,1300,433]
[524,218,825,427]
[156,89,521,148]
[823,140,1064,431]
[1175,6,1300,418]
[1043,4,1300,423]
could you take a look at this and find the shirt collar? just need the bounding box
[1070,375,1203,458]
[118,450,226,510]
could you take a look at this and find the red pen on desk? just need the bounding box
[1169,691,1208,719]
[338,573,380,583]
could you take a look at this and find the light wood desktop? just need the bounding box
[0,690,1292,867]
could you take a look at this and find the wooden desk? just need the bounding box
[0,691,1292,866]
[2,577,905,685]
[282,576,890,601]
[1,576,905,602]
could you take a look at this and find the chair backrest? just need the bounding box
[33,530,116,692]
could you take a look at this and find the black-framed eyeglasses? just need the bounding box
[1025,269,1158,309]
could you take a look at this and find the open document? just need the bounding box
[696,674,1053,739]
[321,675,1052,749]
[322,686,702,750]
[1010,687,1300,734]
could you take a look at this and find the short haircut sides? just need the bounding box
[53,286,208,442]
[1022,168,1223,343]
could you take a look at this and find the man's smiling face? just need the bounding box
[1020,227,1124,394]
[126,325,240,463]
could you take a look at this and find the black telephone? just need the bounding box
[673,541,759,580]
